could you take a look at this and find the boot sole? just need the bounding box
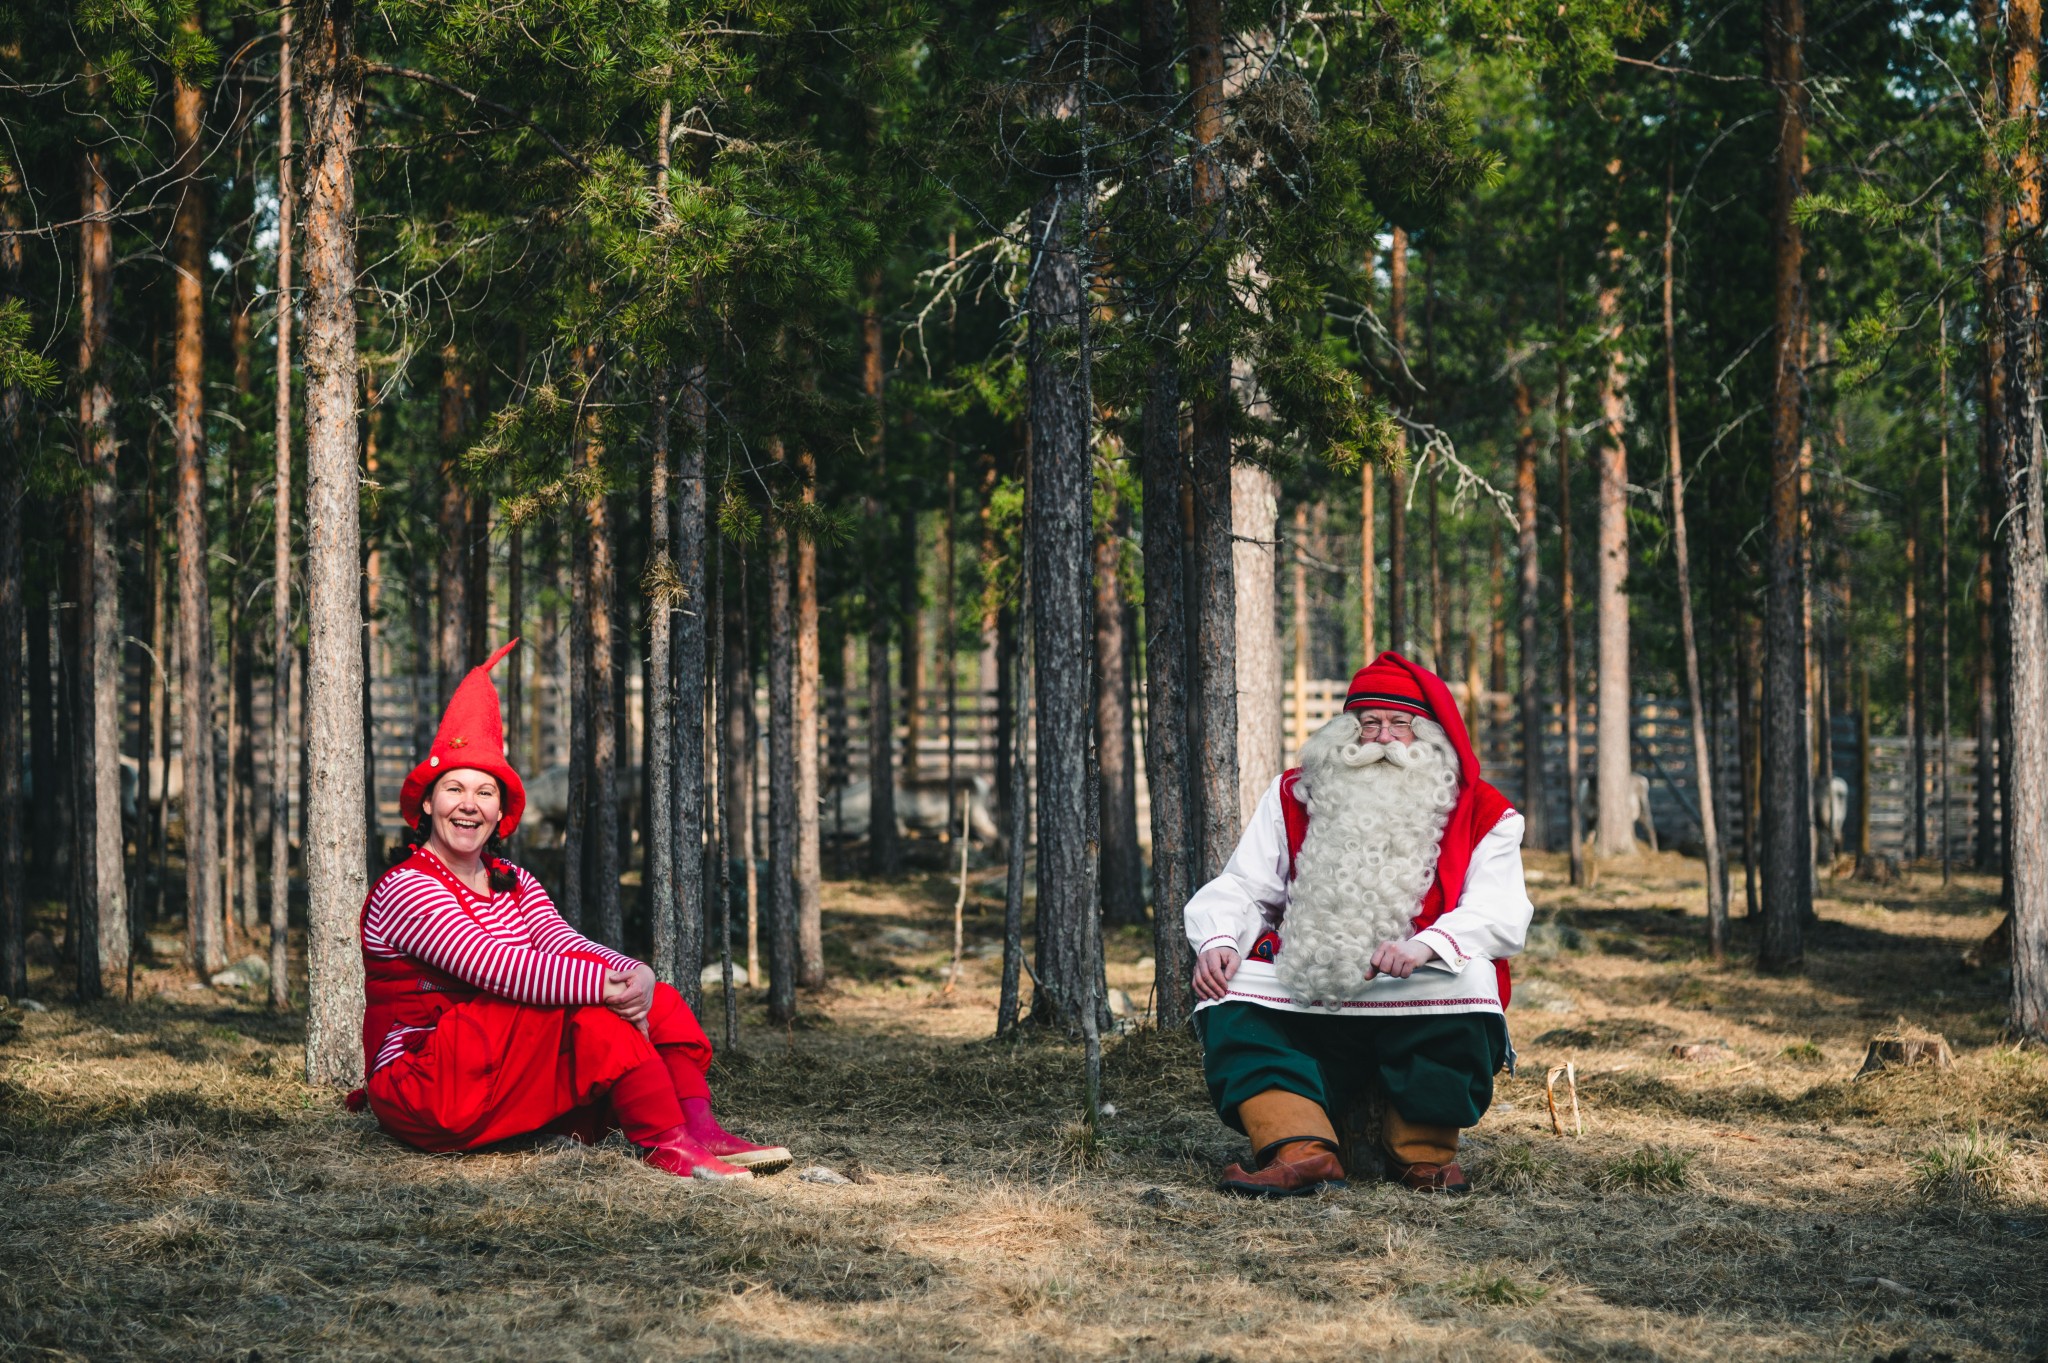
[1217,1176,1348,1199]
[721,1147,793,1173]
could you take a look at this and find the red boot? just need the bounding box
[641,1131,754,1182]
[681,1098,793,1173]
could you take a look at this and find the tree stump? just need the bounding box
[1336,1088,1389,1182]
[1855,1026,1954,1078]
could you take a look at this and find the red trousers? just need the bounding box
[366,980,712,1152]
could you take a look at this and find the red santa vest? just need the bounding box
[1275,767,1515,1007]
[354,847,513,1082]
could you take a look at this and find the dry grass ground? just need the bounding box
[5,851,2047,1361]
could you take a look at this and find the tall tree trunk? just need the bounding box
[861,273,899,875]
[1138,0,1193,1026]
[644,111,678,989]
[269,0,294,1010]
[1906,498,1924,859]
[1514,375,1544,845]
[1663,113,1728,950]
[79,124,123,988]
[900,518,924,782]
[466,492,490,663]
[1488,526,1507,694]
[674,362,708,1002]
[1977,0,2008,878]
[1233,466,1282,823]
[1939,281,1955,881]
[724,557,757,988]
[1024,49,1099,1031]
[1556,248,1584,887]
[645,362,676,984]
[1188,0,1239,880]
[0,320,21,998]
[795,450,824,989]
[300,0,367,1084]
[765,445,799,1024]
[172,19,224,978]
[1387,227,1408,655]
[436,346,470,702]
[1738,614,1762,916]
[576,379,621,946]
[29,594,54,884]
[2001,0,2048,1038]
[1291,503,1311,753]
[1760,0,1813,970]
[137,473,160,949]
[565,477,591,928]
[1096,501,1144,927]
[1593,223,1634,860]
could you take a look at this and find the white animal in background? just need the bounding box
[821,775,999,844]
[1576,770,1659,852]
[524,763,646,847]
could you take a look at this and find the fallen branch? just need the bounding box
[1545,1062,1582,1138]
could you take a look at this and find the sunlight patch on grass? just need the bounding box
[1597,1145,1697,1193]
[1914,1127,2013,1206]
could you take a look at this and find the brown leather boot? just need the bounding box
[1218,1138,1348,1198]
[1218,1089,1348,1198]
[1381,1107,1467,1193]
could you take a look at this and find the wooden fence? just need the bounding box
[141,659,1999,867]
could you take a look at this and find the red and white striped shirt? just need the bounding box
[361,853,640,1072]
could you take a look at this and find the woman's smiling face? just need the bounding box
[423,769,503,857]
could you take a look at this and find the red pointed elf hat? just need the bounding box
[399,639,525,839]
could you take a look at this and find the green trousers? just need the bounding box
[1197,1002,1508,1134]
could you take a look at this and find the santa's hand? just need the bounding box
[1364,938,1435,981]
[1192,947,1241,1001]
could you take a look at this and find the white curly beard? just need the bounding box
[1273,714,1461,1011]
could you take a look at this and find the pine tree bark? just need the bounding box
[1387,228,1408,655]
[1555,236,1584,886]
[674,362,708,1002]
[436,346,470,702]
[1664,116,1728,950]
[1760,0,1813,969]
[1977,0,2007,877]
[2001,0,2048,1039]
[721,558,754,986]
[171,19,224,978]
[269,0,294,1010]
[79,125,124,986]
[765,452,799,1024]
[300,0,367,1084]
[0,349,21,999]
[564,501,590,930]
[646,347,677,989]
[1096,504,1144,927]
[1187,0,1239,879]
[1905,499,1924,858]
[1,161,25,997]
[795,450,824,988]
[1514,374,1544,845]
[1138,0,1193,1026]
[1233,466,1283,825]
[1593,225,1634,860]
[581,396,621,946]
[861,273,899,875]
[1025,15,1098,1031]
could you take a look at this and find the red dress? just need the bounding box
[350,847,712,1151]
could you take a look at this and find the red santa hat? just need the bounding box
[1343,652,1437,720]
[399,639,525,839]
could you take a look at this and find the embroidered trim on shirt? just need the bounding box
[1220,988,1500,1010]
[1196,934,1239,954]
[1418,925,1469,965]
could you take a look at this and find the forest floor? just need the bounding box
[3,848,2046,1362]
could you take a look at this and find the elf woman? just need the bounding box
[345,640,788,1182]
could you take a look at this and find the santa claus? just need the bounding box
[1184,651,1532,1197]
[345,640,789,1181]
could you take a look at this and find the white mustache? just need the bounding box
[1338,738,1428,769]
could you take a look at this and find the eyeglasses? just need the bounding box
[1356,715,1414,737]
